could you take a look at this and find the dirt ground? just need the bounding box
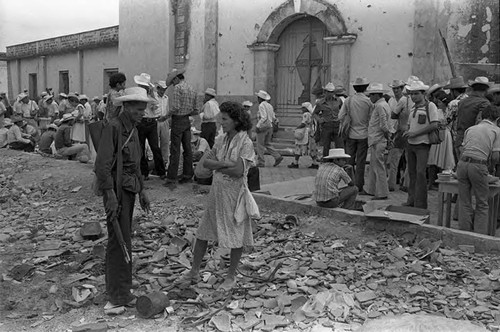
[1,149,500,332]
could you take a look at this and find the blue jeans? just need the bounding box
[167,115,193,181]
[457,161,489,234]
[345,138,368,191]
[406,143,430,208]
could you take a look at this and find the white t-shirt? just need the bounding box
[408,102,439,145]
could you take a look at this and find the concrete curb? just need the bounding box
[253,193,500,254]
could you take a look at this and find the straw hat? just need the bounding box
[442,76,468,89]
[114,87,152,106]
[92,96,100,101]
[43,94,54,102]
[323,148,351,159]
[78,94,89,101]
[366,82,388,94]
[242,101,253,107]
[301,102,313,113]
[488,84,500,94]
[67,93,79,101]
[388,79,406,88]
[334,85,346,95]
[406,76,420,85]
[156,81,167,89]
[18,92,28,100]
[165,68,186,86]
[353,77,370,86]
[61,113,75,123]
[405,81,429,92]
[323,82,335,92]
[427,83,443,96]
[3,118,13,127]
[59,93,68,98]
[255,90,271,100]
[469,76,493,88]
[204,88,216,97]
[48,124,58,130]
[134,73,154,87]
[40,91,48,97]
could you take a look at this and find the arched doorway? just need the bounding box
[275,16,330,126]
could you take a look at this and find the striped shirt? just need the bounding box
[314,163,352,202]
[172,80,198,116]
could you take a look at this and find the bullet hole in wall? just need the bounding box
[397,55,401,58]
[408,52,413,57]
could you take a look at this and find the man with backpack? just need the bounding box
[403,80,439,209]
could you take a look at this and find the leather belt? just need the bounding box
[461,156,488,165]
[142,117,158,123]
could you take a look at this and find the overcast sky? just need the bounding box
[0,0,119,52]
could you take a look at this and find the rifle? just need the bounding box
[111,126,136,264]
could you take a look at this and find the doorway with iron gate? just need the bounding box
[275,16,330,128]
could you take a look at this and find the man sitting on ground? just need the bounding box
[314,148,358,209]
[0,118,13,148]
[38,124,58,155]
[191,127,210,162]
[7,117,35,152]
[54,113,90,163]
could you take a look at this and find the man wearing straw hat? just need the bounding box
[164,68,199,186]
[155,80,170,166]
[255,90,283,167]
[455,77,493,156]
[363,83,391,200]
[200,88,220,148]
[314,148,358,209]
[7,116,35,152]
[488,84,500,107]
[54,113,90,162]
[403,80,439,209]
[339,77,372,192]
[95,87,151,308]
[313,82,344,156]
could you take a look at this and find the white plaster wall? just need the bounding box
[18,57,42,97]
[119,0,175,85]
[185,0,206,93]
[45,53,80,94]
[82,47,119,96]
[0,62,7,95]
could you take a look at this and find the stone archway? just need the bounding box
[249,0,357,112]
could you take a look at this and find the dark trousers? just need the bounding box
[201,122,217,148]
[167,115,193,181]
[321,121,343,156]
[345,138,368,191]
[104,190,135,305]
[316,186,358,210]
[407,143,430,208]
[137,119,165,177]
[9,141,34,152]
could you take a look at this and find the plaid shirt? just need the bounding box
[314,163,352,202]
[172,80,198,116]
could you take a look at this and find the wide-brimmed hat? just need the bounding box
[323,148,351,160]
[11,116,23,123]
[92,96,100,101]
[43,94,54,102]
[59,93,68,98]
[427,83,442,96]
[205,88,216,97]
[67,93,79,101]
[469,76,493,88]
[134,73,154,87]
[61,113,75,123]
[323,82,335,92]
[388,79,406,88]
[255,90,271,100]
[488,84,500,94]
[334,85,346,95]
[40,91,48,97]
[165,68,186,86]
[405,81,429,92]
[78,94,89,101]
[114,87,152,105]
[156,81,167,89]
[406,76,420,85]
[366,82,388,94]
[18,92,28,100]
[242,101,253,107]
[301,102,313,112]
[443,76,468,89]
[191,127,201,142]
[48,124,58,130]
[353,77,370,86]
[3,118,13,127]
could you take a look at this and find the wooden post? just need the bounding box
[439,29,457,77]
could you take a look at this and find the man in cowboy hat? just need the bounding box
[155,80,170,166]
[164,68,199,186]
[95,87,151,308]
[190,126,209,162]
[457,104,500,235]
[7,116,35,152]
[54,113,90,162]
[403,80,439,209]
[91,96,101,121]
[455,77,492,155]
[200,88,220,148]
[363,83,391,200]
[443,76,468,148]
[105,72,127,122]
[13,92,39,130]
[314,148,358,209]
[0,118,13,148]
[339,77,372,191]
[255,90,283,167]
[134,73,166,181]
[386,79,410,191]
[488,84,500,107]
[38,123,58,154]
[58,93,72,117]
[313,82,344,157]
